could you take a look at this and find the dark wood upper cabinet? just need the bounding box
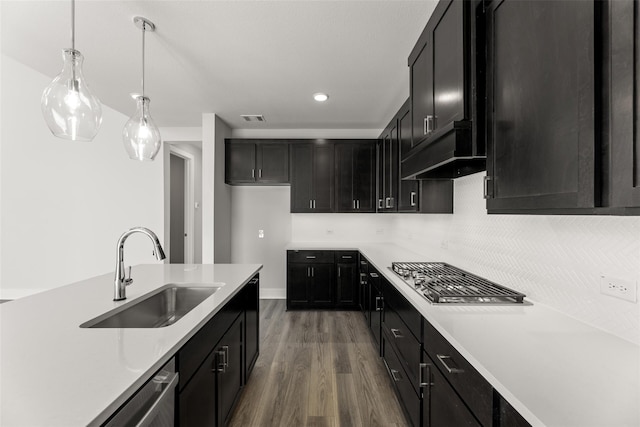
[485,0,597,212]
[403,0,485,180]
[378,121,399,212]
[397,99,421,212]
[335,141,376,213]
[606,0,640,211]
[290,142,335,213]
[225,139,289,185]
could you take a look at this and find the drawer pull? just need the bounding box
[369,272,379,278]
[436,354,464,374]
[342,255,352,259]
[390,369,402,382]
[390,328,403,339]
[306,256,316,259]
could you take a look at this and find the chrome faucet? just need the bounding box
[114,227,166,301]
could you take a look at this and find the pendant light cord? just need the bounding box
[71,0,75,50]
[141,22,146,97]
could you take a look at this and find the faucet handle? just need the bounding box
[125,266,133,286]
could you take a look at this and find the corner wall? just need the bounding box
[0,55,165,299]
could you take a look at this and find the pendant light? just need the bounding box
[41,0,102,141]
[122,16,161,161]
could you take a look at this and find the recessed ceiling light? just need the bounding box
[313,93,329,102]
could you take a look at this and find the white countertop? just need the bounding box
[0,263,261,427]
[288,242,640,427]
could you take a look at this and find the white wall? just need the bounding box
[0,55,164,299]
[214,116,232,263]
[231,186,292,298]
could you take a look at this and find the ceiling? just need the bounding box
[1,1,437,130]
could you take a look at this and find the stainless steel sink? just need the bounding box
[81,284,221,328]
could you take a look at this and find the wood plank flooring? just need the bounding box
[228,300,410,427]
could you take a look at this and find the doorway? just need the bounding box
[168,144,201,264]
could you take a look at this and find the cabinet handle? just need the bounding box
[353,200,356,209]
[369,272,379,278]
[375,296,384,311]
[385,197,391,208]
[251,169,255,179]
[357,200,360,209]
[390,369,401,382]
[258,169,262,178]
[419,363,432,387]
[313,200,316,209]
[436,354,464,374]
[342,255,352,259]
[425,115,434,134]
[378,199,383,209]
[390,328,403,339]
[306,256,316,259]
[410,191,416,207]
[309,200,313,209]
[307,267,311,277]
[311,267,314,277]
[483,175,492,199]
[338,267,341,277]
[423,117,428,135]
[215,346,228,373]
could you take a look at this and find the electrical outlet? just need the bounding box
[258,230,264,239]
[600,275,637,302]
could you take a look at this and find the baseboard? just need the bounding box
[260,288,286,299]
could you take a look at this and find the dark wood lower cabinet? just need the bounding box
[424,353,481,427]
[177,274,259,427]
[382,332,421,427]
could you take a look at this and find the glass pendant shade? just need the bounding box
[41,48,102,141]
[122,96,161,161]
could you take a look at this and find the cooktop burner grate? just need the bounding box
[391,262,526,304]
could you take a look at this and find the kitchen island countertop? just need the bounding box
[0,263,261,427]
[288,241,640,427]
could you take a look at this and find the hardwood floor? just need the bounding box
[228,300,410,427]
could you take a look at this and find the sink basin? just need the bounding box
[81,284,221,328]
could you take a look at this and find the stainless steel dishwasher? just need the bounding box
[105,358,178,427]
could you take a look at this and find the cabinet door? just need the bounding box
[179,348,217,427]
[225,143,256,184]
[216,316,244,427]
[257,143,289,183]
[309,263,334,307]
[486,0,596,211]
[244,276,259,380]
[377,140,385,211]
[385,127,399,211]
[336,262,358,307]
[335,143,356,212]
[287,263,310,308]
[312,143,335,212]
[398,105,420,212]
[368,272,382,353]
[432,0,465,129]
[609,0,640,208]
[412,37,434,145]
[426,359,481,427]
[354,143,376,212]
[290,144,314,213]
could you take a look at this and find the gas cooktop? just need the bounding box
[391,262,526,304]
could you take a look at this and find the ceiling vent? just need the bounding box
[241,114,266,122]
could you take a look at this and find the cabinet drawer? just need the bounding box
[178,306,242,391]
[334,250,358,263]
[382,332,421,427]
[423,320,492,427]
[383,305,422,394]
[384,280,422,341]
[287,250,334,263]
